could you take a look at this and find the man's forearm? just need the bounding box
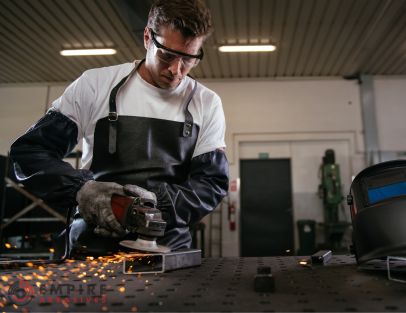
[10,110,93,208]
[154,149,229,228]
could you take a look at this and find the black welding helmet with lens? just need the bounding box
[347,160,406,264]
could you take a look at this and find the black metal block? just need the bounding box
[254,266,275,292]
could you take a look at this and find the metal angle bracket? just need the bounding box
[123,249,202,274]
[311,250,332,265]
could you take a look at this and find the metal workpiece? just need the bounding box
[163,249,202,272]
[311,250,333,265]
[254,266,275,293]
[123,249,202,274]
[1,255,406,312]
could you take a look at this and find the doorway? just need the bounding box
[240,159,293,256]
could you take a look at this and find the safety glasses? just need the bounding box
[149,29,203,68]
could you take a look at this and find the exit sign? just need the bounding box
[258,152,269,159]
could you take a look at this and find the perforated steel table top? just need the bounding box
[1,254,405,312]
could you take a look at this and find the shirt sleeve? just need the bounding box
[52,71,96,142]
[192,94,226,158]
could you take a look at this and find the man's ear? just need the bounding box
[144,27,151,50]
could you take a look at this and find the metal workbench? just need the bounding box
[1,254,405,312]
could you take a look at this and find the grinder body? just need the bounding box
[111,194,170,253]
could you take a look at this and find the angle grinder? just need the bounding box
[111,194,171,253]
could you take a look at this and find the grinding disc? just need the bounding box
[120,239,171,253]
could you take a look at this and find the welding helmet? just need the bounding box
[348,160,406,264]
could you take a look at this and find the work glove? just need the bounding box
[123,184,157,207]
[76,180,127,238]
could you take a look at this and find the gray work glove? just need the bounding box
[76,180,126,238]
[123,184,157,207]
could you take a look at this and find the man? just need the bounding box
[10,0,229,257]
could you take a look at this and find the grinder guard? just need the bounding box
[348,160,406,264]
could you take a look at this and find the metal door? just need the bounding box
[240,159,293,256]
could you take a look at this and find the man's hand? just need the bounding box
[123,184,157,206]
[76,180,126,237]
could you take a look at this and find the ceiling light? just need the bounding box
[60,49,117,56]
[218,45,276,53]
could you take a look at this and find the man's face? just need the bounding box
[143,26,204,89]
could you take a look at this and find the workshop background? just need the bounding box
[0,0,405,259]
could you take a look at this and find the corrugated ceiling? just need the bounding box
[0,0,405,83]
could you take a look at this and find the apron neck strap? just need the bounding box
[182,80,197,137]
[108,61,143,154]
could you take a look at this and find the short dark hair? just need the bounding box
[147,0,213,39]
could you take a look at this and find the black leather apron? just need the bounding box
[69,64,199,256]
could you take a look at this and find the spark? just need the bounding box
[62,298,69,308]
[33,272,48,281]
[298,258,312,268]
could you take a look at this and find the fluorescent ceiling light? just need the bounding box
[60,49,117,56]
[218,45,276,52]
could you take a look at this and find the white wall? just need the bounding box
[1,76,405,256]
[374,77,406,152]
[0,86,47,155]
[0,84,68,155]
[203,78,364,163]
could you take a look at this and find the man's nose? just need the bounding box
[168,58,183,75]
